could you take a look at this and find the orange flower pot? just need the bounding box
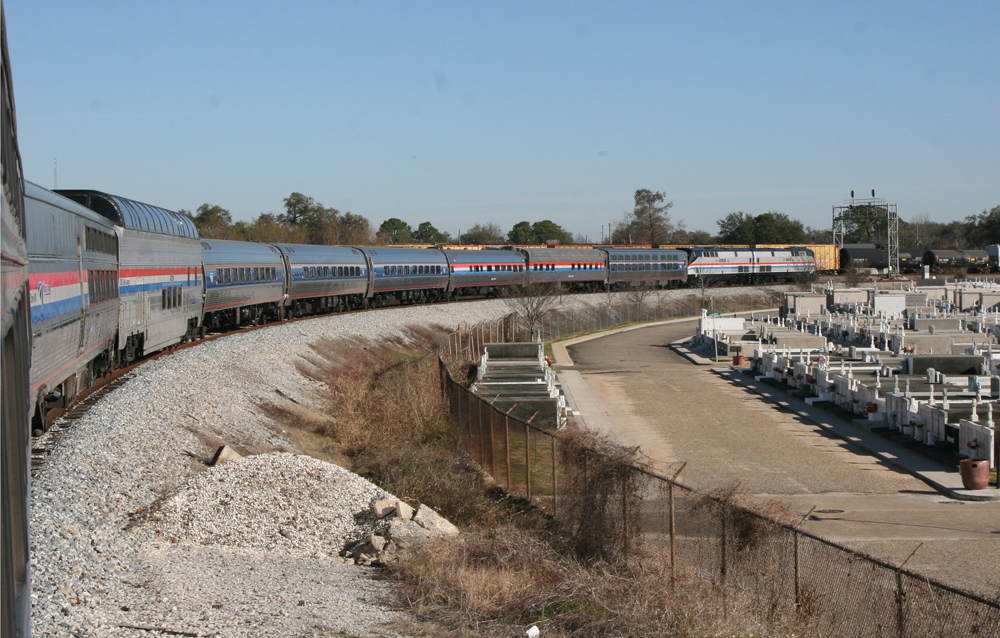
[959,459,990,490]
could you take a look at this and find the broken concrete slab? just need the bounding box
[413,504,460,536]
[211,445,242,466]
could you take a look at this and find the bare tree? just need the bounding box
[692,272,722,311]
[502,282,561,340]
[623,284,655,321]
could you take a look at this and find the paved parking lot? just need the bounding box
[562,318,1000,595]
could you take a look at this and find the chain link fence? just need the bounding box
[438,317,1000,636]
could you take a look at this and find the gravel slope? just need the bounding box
[30,300,512,638]
[29,288,783,637]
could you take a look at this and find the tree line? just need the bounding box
[182,190,999,249]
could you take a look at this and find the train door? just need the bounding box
[76,234,86,357]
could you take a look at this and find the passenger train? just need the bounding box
[24,182,818,433]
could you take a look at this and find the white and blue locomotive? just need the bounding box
[25,184,817,430]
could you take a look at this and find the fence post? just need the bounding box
[669,482,676,586]
[525,422,532,500]
[895,572,905,638]
[551,434,557,517]
[457,385,466,452]
[477,397,485,467]
[488,407,496,477]
[794,531,800,609]
[622,471,630,558]
[720,507,728,585]
[504,414,511,492]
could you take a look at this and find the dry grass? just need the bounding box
[266,327,826,637]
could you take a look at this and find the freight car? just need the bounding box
[922,249,990,272]
[839,244,888,271]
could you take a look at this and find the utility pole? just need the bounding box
[53,158,57,189]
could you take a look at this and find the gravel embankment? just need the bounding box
[30,288,782,637]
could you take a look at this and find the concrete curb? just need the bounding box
[714,370,1000,502]
[552,308,778,367]
[668,339,718,366]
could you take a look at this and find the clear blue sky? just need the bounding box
[6,1,998,239]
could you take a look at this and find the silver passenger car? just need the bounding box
[603,248,687,288]
[57,189,202,363]
[26,183,120,426]
[515,246,607,290]
[202,239,285,327]
[272,243,368,316]
[442,248,526,297]
[361,246,448,305]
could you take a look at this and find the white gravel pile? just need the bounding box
[31,299,511,638]
[151,452,391,557]
[29,289,774,637]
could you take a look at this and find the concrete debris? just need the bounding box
[211,444,242,466]
[394,500,414,520]
[372,498,414,520]
[372,499,397,518]
[413,504,460,536]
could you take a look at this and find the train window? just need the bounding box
[336,266,342,277]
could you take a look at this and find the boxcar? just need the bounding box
[202,239,286,327]
[360,246,448,305]
[602,248,686,288]
[57,190,202,363]
[442,248,526,297]
[25,183,120,428]
[272,243,368,316]
[516,247,606,290]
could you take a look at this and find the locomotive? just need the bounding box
[25,182,818,432]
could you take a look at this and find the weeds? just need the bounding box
[267,327,825,637]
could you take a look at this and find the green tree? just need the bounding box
[507,221,536,244]
[460,223,505,245]
[412,221,451,244]
[632,189,677,246]
[716,211,806,244]
[716,212,756,244]
[966,206,1000,247]
[377,218,414,244]
[530,220,574,245]
[338,212,374,245]
[280,192,320,226]
[611,189,683,245]
[179,204,236,239]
